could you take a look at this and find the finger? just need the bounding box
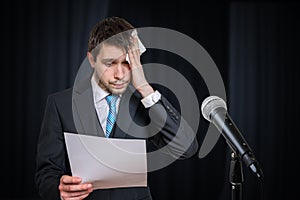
[62,194,89,200]
[127,48,134,66]
[127,48,141,68]
[66,193,90,200]
[61,188,93,199]
[61,175,82,184]
[60,183,92,192]
[130,36,139,51]
[131,39,140,56]
[132,45,140,58]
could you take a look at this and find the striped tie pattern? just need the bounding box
[105,94,118,138]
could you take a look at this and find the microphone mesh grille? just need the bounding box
[201,96,227,121]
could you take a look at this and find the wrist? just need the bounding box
[137,83,154,98]
[141,90,161,108]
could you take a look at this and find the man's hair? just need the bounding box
[88,16,135,60]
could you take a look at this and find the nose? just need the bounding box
[114,64,125,79]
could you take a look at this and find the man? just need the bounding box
[35,16,198,200]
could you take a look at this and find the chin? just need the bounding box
[110,87,127,95]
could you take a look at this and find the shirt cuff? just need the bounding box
[141,90,161,108]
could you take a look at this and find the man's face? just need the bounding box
[88,43,131,95]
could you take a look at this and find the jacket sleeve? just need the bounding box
[35,95,69,200]
[146,94,199,160]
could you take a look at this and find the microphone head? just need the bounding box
[201,96,227,121]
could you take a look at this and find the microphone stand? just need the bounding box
[229,152,244,200]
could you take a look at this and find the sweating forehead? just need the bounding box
[98,43,127,60]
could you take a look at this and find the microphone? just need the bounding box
[201,96,264,180]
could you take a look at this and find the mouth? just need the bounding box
[111,81,128,89]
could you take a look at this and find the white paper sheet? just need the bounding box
[64,132,147,190]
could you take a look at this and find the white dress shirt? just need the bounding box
[91,75,120,134]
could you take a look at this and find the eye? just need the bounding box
[104,62,112,67]
[123,60,129,65]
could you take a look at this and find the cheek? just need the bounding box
[94,64,108,76]
[99,70,113,81]
[94,69,106,83]
[123,67,132,77]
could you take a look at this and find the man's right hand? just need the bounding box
[59,175,93,200]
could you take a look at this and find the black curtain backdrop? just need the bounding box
[228,3,299,200]
[3,0,299,199]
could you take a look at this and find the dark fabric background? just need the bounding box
[3,0,299,199]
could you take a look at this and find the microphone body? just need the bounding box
[201,96,263,180]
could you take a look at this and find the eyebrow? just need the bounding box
[101,55,127,63]
[101,58,115,63]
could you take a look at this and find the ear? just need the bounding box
[87,52,95,68]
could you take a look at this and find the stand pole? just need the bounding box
[229,152,244,200]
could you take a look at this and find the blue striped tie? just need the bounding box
[105,94,118,138]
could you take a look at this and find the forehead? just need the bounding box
[98,43,126,60]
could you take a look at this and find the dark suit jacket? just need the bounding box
[35,79,198,200]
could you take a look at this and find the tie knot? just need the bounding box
[105,94,118,105]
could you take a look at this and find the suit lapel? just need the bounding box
[72,78,105,137]
[73,79,140,139]
[114,85,140,138]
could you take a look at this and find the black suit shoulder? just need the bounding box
[47,87,73,101]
